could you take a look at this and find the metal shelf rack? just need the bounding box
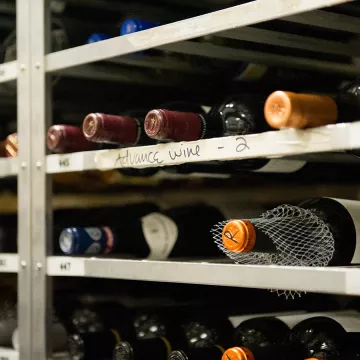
[7,0,360,358]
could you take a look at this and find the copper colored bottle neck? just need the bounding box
[222,220,256,253]
[144,109,203,142]
[5,133,18,158]
[264,91,338,129]
[47,125,96,154]
[82,113,139,145]
[222,347,254,360]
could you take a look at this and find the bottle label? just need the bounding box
[233,63,268,82]
[82,227,117,255]
[330,198,360,263]
[141,213,178,259]
[254,159,307,173]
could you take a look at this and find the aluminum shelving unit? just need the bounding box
[7,0,360,358]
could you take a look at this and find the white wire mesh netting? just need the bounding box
[211,205,336,297]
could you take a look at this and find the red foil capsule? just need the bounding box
[47,125,96,154]
[82,113,139,145]
[144,109,202,141]
[5,133,18,157]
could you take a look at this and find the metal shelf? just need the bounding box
[45,0,353,73]
[0,254,19,273]
[46,121,360,173]
[0,61,17,83]
[15,0,360,358]
[46,256,360,296]
[0,347,19,360]
[0,158,18,178]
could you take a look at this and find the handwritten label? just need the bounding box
[113,143,201,168]
[168,144,200,160]
[47,257,85,276]
[94,136,253,171]
[236,137,250,153]
[115,149,164,167]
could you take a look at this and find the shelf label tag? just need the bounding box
[48,257,85,276]
[58,156,70,168]
[0,255,18,273]
[47,153,85,173]
[0,346,19,360]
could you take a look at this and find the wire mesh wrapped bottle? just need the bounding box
[212,197,360,267]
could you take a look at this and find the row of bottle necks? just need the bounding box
[4,305,360,360]
[3,81,360,176]
[45,80,360,153]
[1,197,360,268]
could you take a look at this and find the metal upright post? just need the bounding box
[17,0,33,358]
[30,0,53,358]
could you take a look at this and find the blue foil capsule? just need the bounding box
[59,227,118,255]
[87,33,110,44]
[120,19,159,36]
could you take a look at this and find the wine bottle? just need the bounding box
[47,125,98,153]
[133,313,167,340]
[136,312,233,347]
[82,102,205,147]
[59,204,225,257]
[69,306,106,334]
[286,316,348,360]
[114,314,233,360]
[113,339,172,360]
[0,295,17,347]
[222,317,289,360]
[0,214,17,253]
[231,63,346,92]
[170,348,224,360]
[221,197,360,266]
[5,133,18,157]
[222,346,282,360]
[144,94,269,142]
[119,19,160,56]
[87,33,110,44]
[80,102,204,177]
[82,111,156,147]
[167,158,360,180]
[234,317,289,349]
[47,124,158,177]
[120,19,159,36]
[12,320,68,352]
[264,80,360,129]
[68,328,136,360]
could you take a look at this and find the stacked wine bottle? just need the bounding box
[33,299,360,360]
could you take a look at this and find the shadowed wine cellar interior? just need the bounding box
[1,0,360,359]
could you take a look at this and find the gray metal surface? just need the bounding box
[45,0,352,72]
[14,0,360,357]
[17,0,32,357]
[158,41,360,75]
[30,0,52,359]
[47,257,360,296]
[283,9,360,33]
